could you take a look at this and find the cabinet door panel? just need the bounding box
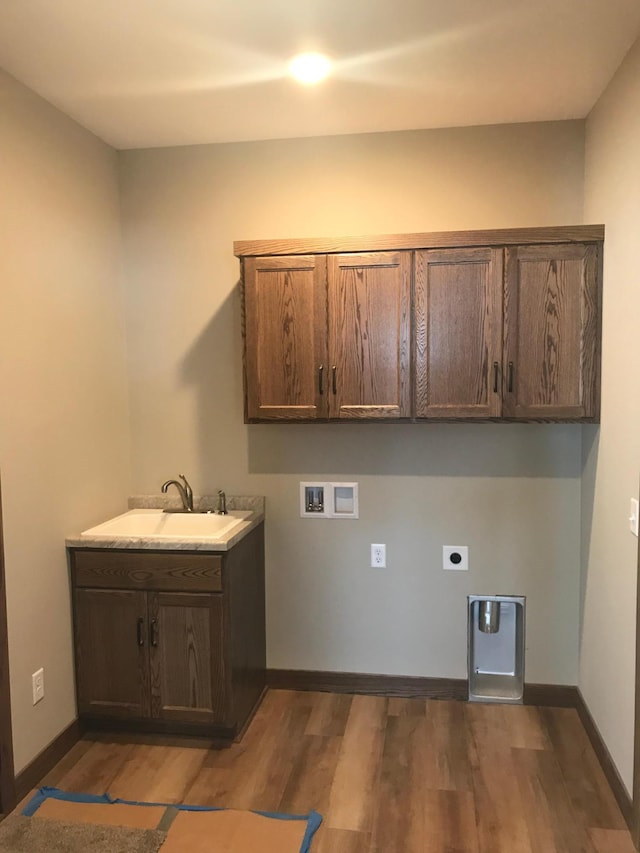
[244,255,328,420]
[415,248,503,418]
[74,589,149,718]
[149,593,226,724]
[503,244,599,419]
[328,251,411,418]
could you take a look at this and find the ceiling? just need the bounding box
[1,0,639,150]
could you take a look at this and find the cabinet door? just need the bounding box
[328,251,411,418]
[503,244,599,419]
[244,255,328,420]
[414,248,503,418]
[74,589,149,718]
[149,593,226,724]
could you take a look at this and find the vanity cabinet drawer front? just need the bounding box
[72,551,223,592]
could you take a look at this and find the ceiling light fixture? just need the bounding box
[289,52,332,85]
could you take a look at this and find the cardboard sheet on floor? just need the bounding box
[161,808,309,852]
[22,786,322,853]
[36,798,165,829]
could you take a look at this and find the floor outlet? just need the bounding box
[32,668,44,705]
[371,544,386,568]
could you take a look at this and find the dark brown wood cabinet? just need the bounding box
[148,592,226,724]
[413,242,600,420]
[237,226,603,423]
[328,252,411,419]
[70,524,265,740]
[502,243,599,419]
[414,247,503,418]
[242,250,411,421]
[74,588,149,719]
[244,255,327,420]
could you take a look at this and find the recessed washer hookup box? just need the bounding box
[299,482,359,519]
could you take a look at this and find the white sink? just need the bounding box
[80,509,253,541]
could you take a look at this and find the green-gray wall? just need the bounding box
[0,68,131,772]
[581,36,640,795]
[8,48,637,786]
[118,121,585,688]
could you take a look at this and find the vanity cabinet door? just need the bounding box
[74,588,150,719]
[328,251,411,418]
[148,592,227,724]
[243,255,328,421]
[503,243,600,419]
[414,248,503,418]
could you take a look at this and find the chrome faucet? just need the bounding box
[216,489,227,515]
[161,474,194,512]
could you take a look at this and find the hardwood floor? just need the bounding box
[39,690,634,853]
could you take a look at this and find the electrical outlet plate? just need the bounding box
[630,498,639,537]
[443,545,469,571]
[32,668,44,705]
[371,544,386,568]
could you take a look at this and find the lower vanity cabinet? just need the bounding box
[69,523,265,740]
[148,591,226,725]
[73,587,152,720]
[73,588,226,724]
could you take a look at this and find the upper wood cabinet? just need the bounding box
[243,255,327,420]
[243,250,411,421]
[415,247,503,418]
[502,243,599,419]
[328,252,411,419]
[237,226,603,423]
[413,242,600,420]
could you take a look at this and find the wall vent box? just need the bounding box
[467,595,525,704]
[300,482,358,518]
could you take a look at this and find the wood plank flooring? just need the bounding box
[39,690,634,853]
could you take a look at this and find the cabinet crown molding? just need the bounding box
[234,225,605,258]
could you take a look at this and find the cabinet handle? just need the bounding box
[508,361,514,393]
[493,362,499,394]
[332,365,337,395]
[150,618,159,647]
[318,364,324,395]
[137,618,145,647]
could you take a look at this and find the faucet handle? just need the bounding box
[178,474,194,511]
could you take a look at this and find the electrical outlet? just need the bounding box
[371,544,386,568]
[32,668,44,705]
[630,498,639,536]
[443,545,469,571]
